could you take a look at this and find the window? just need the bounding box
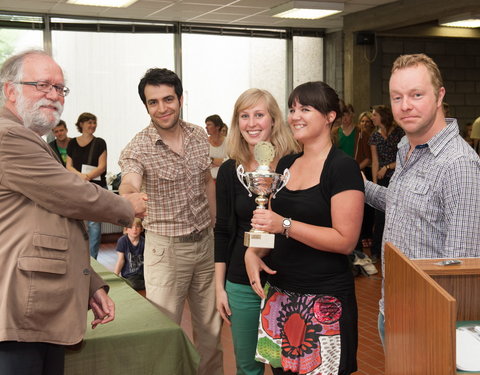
[182,33,287,129]
[0,28,43,65]
[52,30,174,173]
[293,36,323,88]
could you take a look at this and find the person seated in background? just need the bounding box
[205,114,227,179]
[114,218,145,290]
[48,120,70,167]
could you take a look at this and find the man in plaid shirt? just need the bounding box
[119,68,222,375]
[364,54,480,346]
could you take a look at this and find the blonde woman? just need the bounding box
[214,88,299,375]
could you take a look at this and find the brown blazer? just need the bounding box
[0,107,134,345]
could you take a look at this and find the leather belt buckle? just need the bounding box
[176,228,208,242]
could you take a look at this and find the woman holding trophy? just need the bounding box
[245,82,364,375]
[214,88,299,375]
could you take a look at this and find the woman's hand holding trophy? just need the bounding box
[236,141,289,248]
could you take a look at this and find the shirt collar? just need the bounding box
[398,118,459,157]
[146,119,193,145]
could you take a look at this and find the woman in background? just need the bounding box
[66,112,107,259]
[205,114,227,180]
[368,105,404,262]
[215,88,299,375]
[358,111,375,136]
[357,111,375,249]
[245,81,364,375]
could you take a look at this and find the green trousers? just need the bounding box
[226,280,265,375]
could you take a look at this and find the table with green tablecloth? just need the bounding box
[64,259,200,375]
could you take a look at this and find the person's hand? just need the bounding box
[377,166,387,180]
[251,208,283,234]
[216,288,232,326]
[244,247,276,299]
[81,173,90,181]
[89,288,115,329]
[123,193,147,218]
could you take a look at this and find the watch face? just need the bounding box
[283,218,291,227]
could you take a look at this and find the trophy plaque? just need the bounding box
[237,141,290,248]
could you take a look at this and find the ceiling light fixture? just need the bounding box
[439,13,480,28]
[272,1,344,20]
[67,0,138,7]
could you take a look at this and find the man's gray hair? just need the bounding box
[0,49,51,105]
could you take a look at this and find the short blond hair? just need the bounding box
[227,88,300,166]
[123,217,143,233]
[391,54,443,98]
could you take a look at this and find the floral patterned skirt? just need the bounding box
[255,283,357,375]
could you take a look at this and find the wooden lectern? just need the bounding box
[384,242,480,375]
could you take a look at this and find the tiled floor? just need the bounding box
[98,242,384,375]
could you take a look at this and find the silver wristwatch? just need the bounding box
[282,218,292,238]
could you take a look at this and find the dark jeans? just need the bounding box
[125,273,145,290]
[0,341,65,375]
[371,176,391,258]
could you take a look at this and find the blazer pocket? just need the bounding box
[18,257,67,274]
[32,233,68,260]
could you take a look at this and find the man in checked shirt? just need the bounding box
[119,68,222,375]
[364,54,480,346]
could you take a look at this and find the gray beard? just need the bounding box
[16,94,63,136]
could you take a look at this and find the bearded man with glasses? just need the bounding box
[0,49,147,375]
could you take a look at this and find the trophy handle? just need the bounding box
[236,164,253,197]
[272,168,290,199]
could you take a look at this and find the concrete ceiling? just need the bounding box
[0,0,399,31]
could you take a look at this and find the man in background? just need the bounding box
[119,68,222,375]
[364,53,480,345]
[48,119,70,166]
[0,49,146,374]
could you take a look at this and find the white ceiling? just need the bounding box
[0,0,399,31]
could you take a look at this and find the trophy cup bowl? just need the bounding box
[237,164,290,248]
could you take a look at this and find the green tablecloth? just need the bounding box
[64,260,200,375]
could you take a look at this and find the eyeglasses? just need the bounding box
[16,81,70,97]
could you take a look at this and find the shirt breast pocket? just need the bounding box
[411,182,429,196]
[407,181,436,220]
[156,166,178,198]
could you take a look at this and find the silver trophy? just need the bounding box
[237,141,290,248]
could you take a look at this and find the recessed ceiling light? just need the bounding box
[439,13,480,28]
[67,0,138,7]
[272,1,344,20]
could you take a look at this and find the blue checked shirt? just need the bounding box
[365,118,480,314]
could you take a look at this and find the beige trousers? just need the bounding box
[144,229,223,375]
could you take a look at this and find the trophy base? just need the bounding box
[244,231,275,248]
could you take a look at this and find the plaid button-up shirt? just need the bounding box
[119,120,211,236]
[365,118,480,314]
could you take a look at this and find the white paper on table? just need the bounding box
[81,164,101,181]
